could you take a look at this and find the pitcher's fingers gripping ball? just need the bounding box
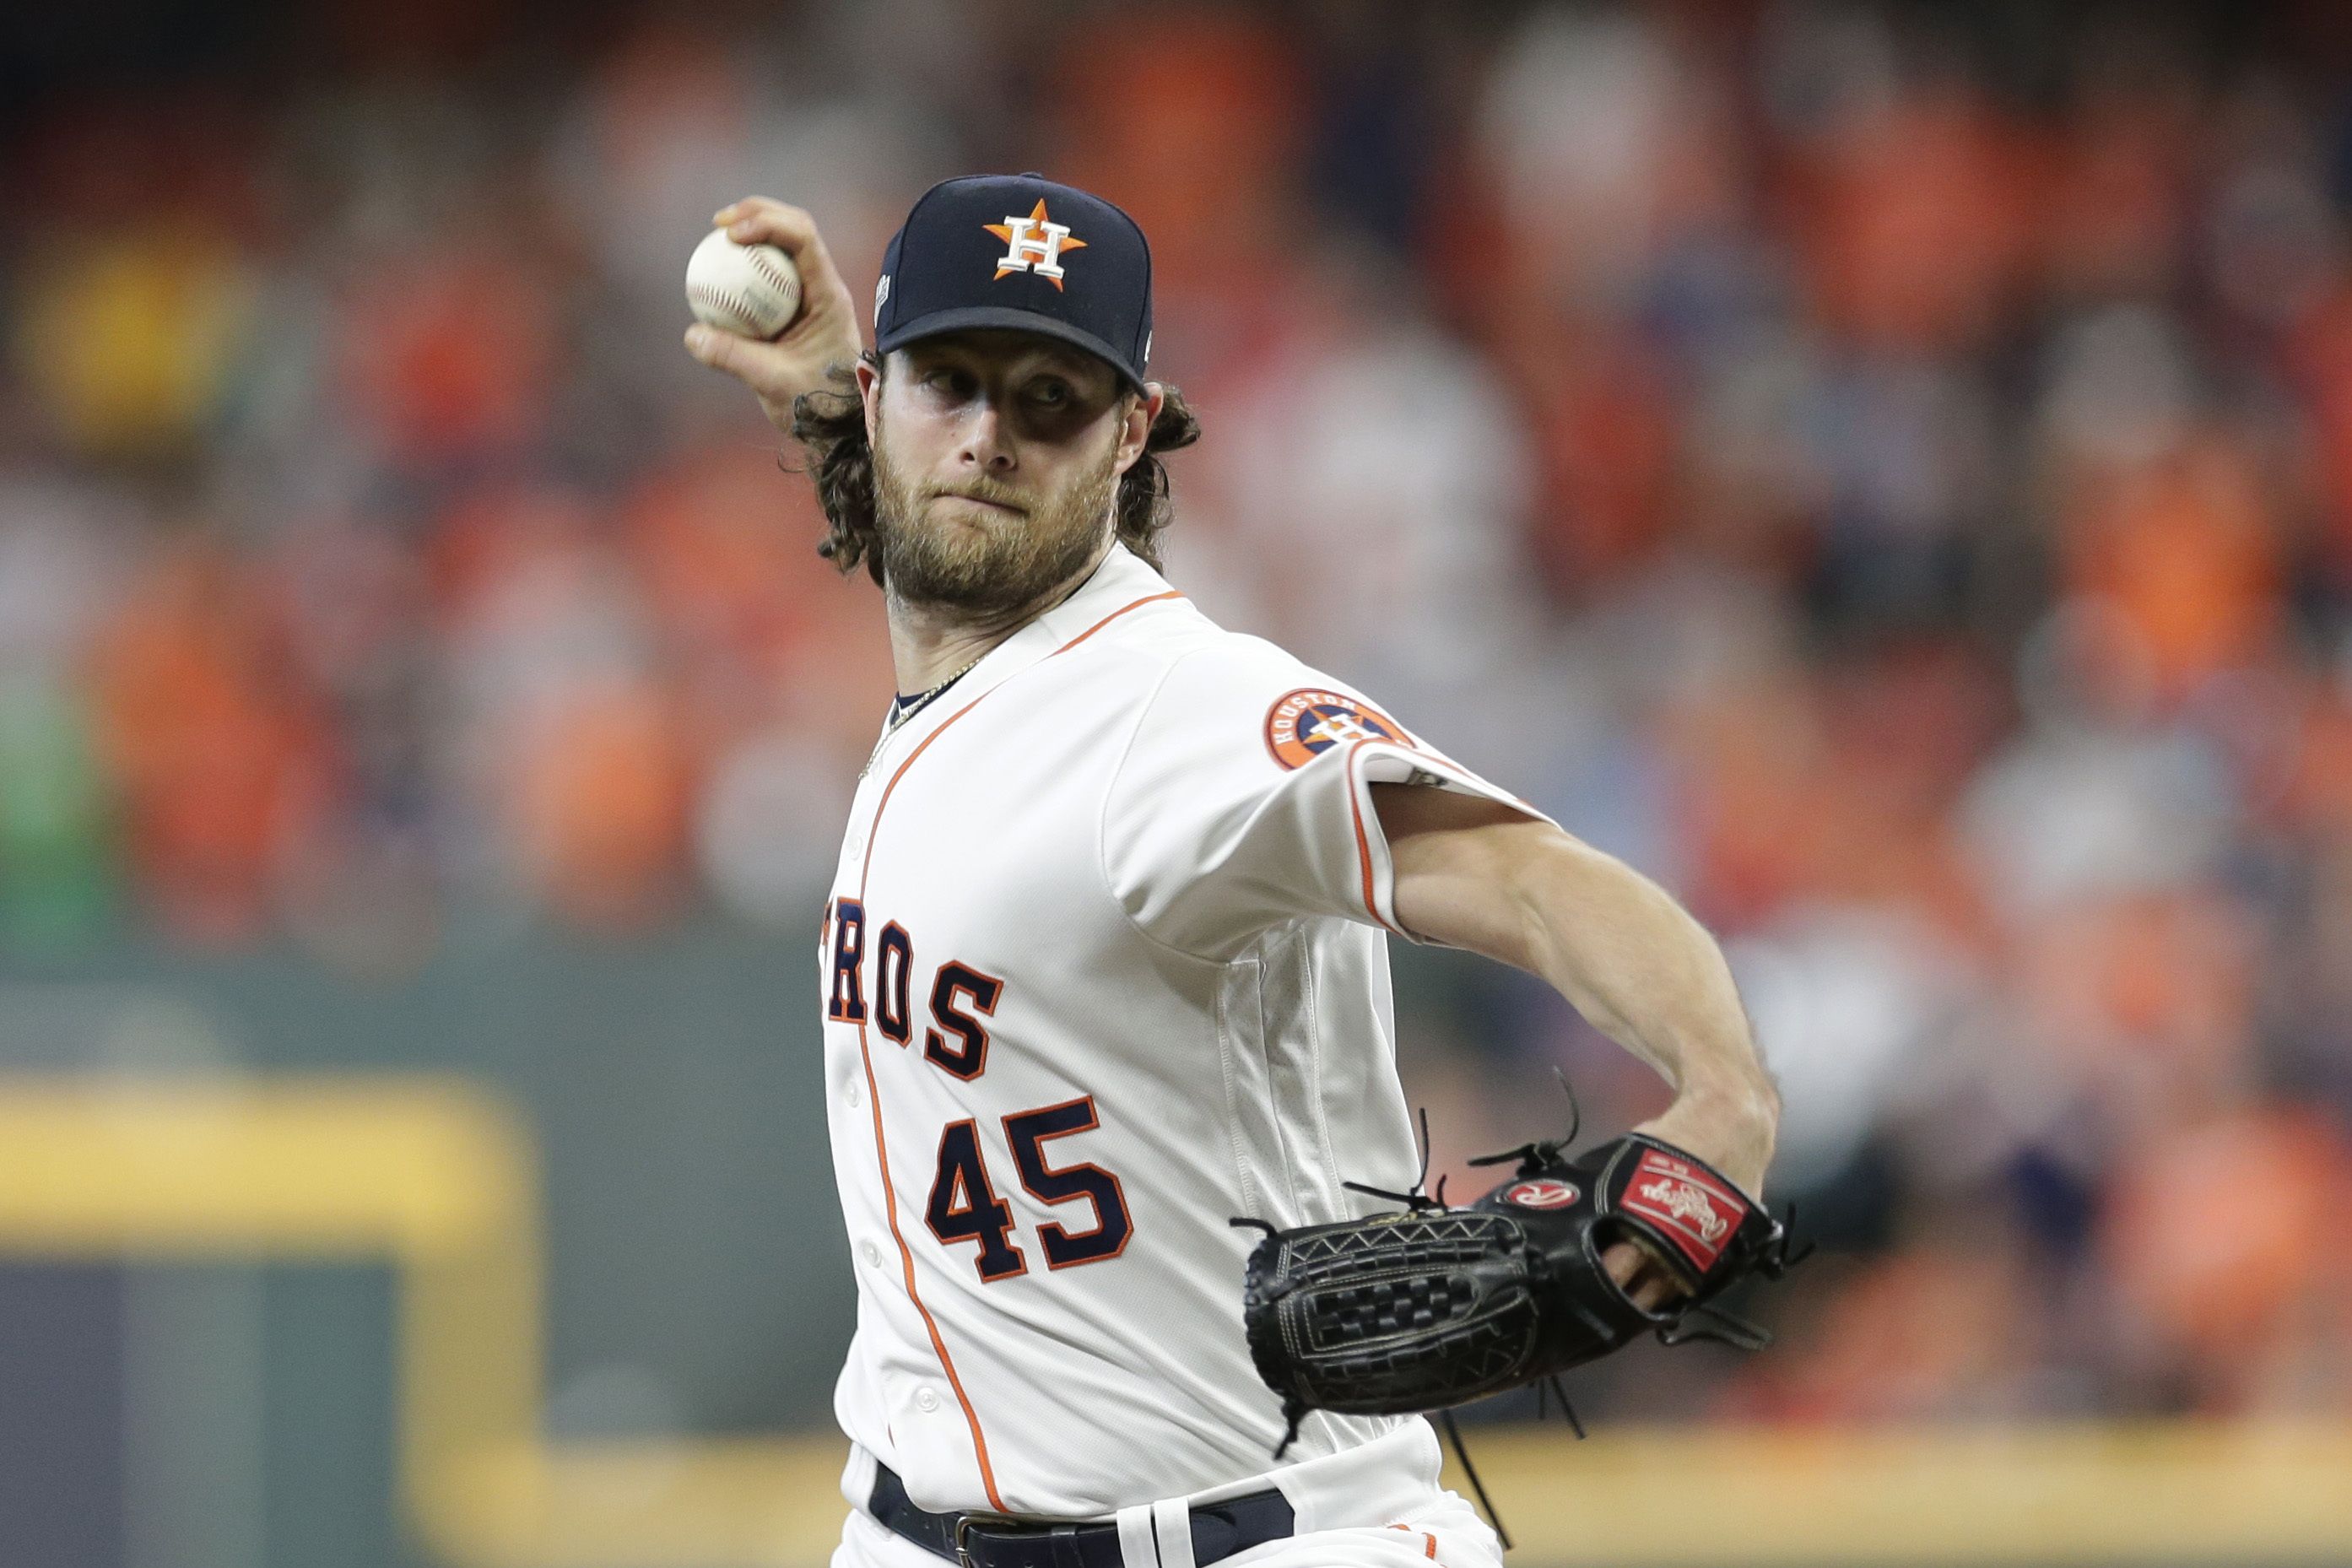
[680,198,865,430]
[685,227,803,340]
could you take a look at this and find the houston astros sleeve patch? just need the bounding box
[1263,689,1411,770]
[1099,645,1560,959]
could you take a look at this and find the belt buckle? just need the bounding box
[952,1512,1010,1568]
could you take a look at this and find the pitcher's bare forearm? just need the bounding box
[1373,783,1778,1198]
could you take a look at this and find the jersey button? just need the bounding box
[861,1241,883,1268]
[915,1387,941,1414]
[846,1081,862,1110]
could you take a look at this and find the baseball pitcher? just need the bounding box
[684,173,1784,1568]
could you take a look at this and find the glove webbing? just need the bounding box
[1233,1083,1812,1551]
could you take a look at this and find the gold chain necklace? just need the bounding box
[860,653,985,780]
[859,559,1106,776]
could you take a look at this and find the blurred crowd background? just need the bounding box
[9,0,2352,1555]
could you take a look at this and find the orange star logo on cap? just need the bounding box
[984,198,1089,290]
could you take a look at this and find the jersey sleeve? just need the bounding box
[1099,638,1559,960]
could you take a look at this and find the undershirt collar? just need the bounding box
[887,665,975,729]
[882,543,1124,729]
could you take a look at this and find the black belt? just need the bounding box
[868,1462,1296,1568]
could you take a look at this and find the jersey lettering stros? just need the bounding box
[818,543,1551,1519]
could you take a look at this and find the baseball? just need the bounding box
[685,228,803,339]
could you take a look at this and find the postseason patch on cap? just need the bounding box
[1263,689,1408,770]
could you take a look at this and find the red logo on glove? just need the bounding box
[1503,1179,1580,1209]
[1619,1149,1748,1271]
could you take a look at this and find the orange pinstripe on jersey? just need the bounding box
[1344,738,1406,938]
[1385,1523,1441,1560]
[846,587,1182,1513]
[1059,589,1182,650]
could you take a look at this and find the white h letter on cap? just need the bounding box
[995,214,1076,279]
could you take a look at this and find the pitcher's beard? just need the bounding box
[871,416,1120,622]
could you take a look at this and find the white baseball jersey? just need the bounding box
[819,540,1548,1529]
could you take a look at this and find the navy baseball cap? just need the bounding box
[873,173,1153,394]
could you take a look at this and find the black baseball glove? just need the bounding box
[1237,1124,1802,1452]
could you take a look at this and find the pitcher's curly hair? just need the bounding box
[787,351,1201,582]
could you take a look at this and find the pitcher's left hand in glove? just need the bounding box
[1237,1129,1801,1441]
